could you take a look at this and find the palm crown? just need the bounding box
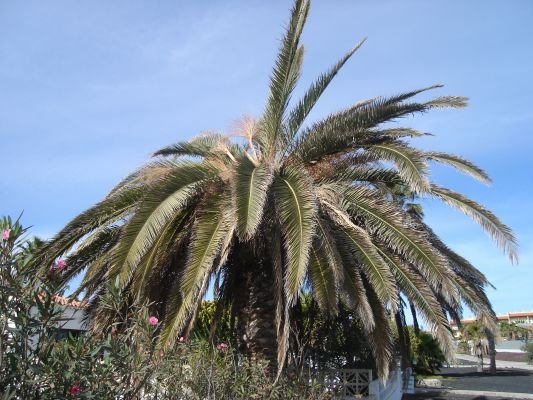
[37,0,516,377]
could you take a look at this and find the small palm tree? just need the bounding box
[36,0,516,377]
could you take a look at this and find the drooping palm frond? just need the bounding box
[109,162,213,287]
[308,244,339,315]
[36,186,144,274]
[425,152,492,185]
[273,165,316,306]
[362,279,394,380]
[322,199,397,308]
[429,185,518,263]
[153,133,232,159]
[159,193,233,349]
[362,142,430,193]
[340,185,459,304]
[374,244,453,358]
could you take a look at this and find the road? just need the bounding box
[404,366,533,400]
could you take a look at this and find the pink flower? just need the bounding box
[179,336,185,343]
[67,382,81,396]
[148,316,158,326]
[216,342,228,352]
[54,259,67,270]
[2,229,10,241]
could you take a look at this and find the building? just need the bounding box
[450,311,533,330]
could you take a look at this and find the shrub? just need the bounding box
[457,340,470,354]
[1,216,332,399]
[408,329,446,375]
[522,342,533,365]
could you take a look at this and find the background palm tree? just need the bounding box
[35,0,516,377]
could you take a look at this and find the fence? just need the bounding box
[322,367,411,400]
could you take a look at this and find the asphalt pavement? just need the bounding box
[404,366,533,400]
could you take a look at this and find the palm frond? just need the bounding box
[284,38,366,143]
[110,162,213,286]
[363,142,430,193]
[375,245,454,358]
[159,193,232,348]
[259,0,310,157]
[153,133,227,158]
[308,245,338,315]
[35,186,143,274]
[323,199,397,308]
[340,185,459,304]
[273,165,316,306]
[362,280,394,380]
[426,152,491,185]
[377,127,431,139]
[430,185,518,263]
[234,157,274,239]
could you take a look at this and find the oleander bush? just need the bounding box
[1,216,331,399]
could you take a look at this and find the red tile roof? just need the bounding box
[51,295,87,309]
[450,311,533,326]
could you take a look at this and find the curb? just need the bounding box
[417,388,533,399]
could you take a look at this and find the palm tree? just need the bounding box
[35,0,516,377]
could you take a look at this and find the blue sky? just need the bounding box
[1,0,532,319]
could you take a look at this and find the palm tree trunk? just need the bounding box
[234,246,278,371]
[394,309,411,371]
[409,302,420,336]
[477,354,483,373]
[486,329,497,374]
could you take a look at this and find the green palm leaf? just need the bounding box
[273,165,316,305]
[363,142,430,193]
[323,199,397,307]
[285,38,366,143]
[426,151,492,185]
[160,193,232,348]
[110,162,212,286]
[259,0,309,157]
[375,245,454,357]
[234,157,274,239]
[430,185,518,263]
[341,185,460,304]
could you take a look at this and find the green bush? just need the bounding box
[457,340,470,354]
[408,328,446,375]
[522,342,533,365]
[1,216,331,399]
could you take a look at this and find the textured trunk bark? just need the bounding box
[476,355,483,373]
[487,329,497,374]
[234,246,278,371]
[409,302,420,336]
[394,310,411,371]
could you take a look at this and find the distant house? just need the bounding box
[48,295,89,339]
[5,294,89,350]
[450,311,533,330]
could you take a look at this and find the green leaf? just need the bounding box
[285,38,366,143]
[159,193,233,348]
[430,184,518,263]
[259,0,310,157]
[273,166,316,305]
[426,151,491,185]
[363,142,429,193]
[234,157,273,239]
